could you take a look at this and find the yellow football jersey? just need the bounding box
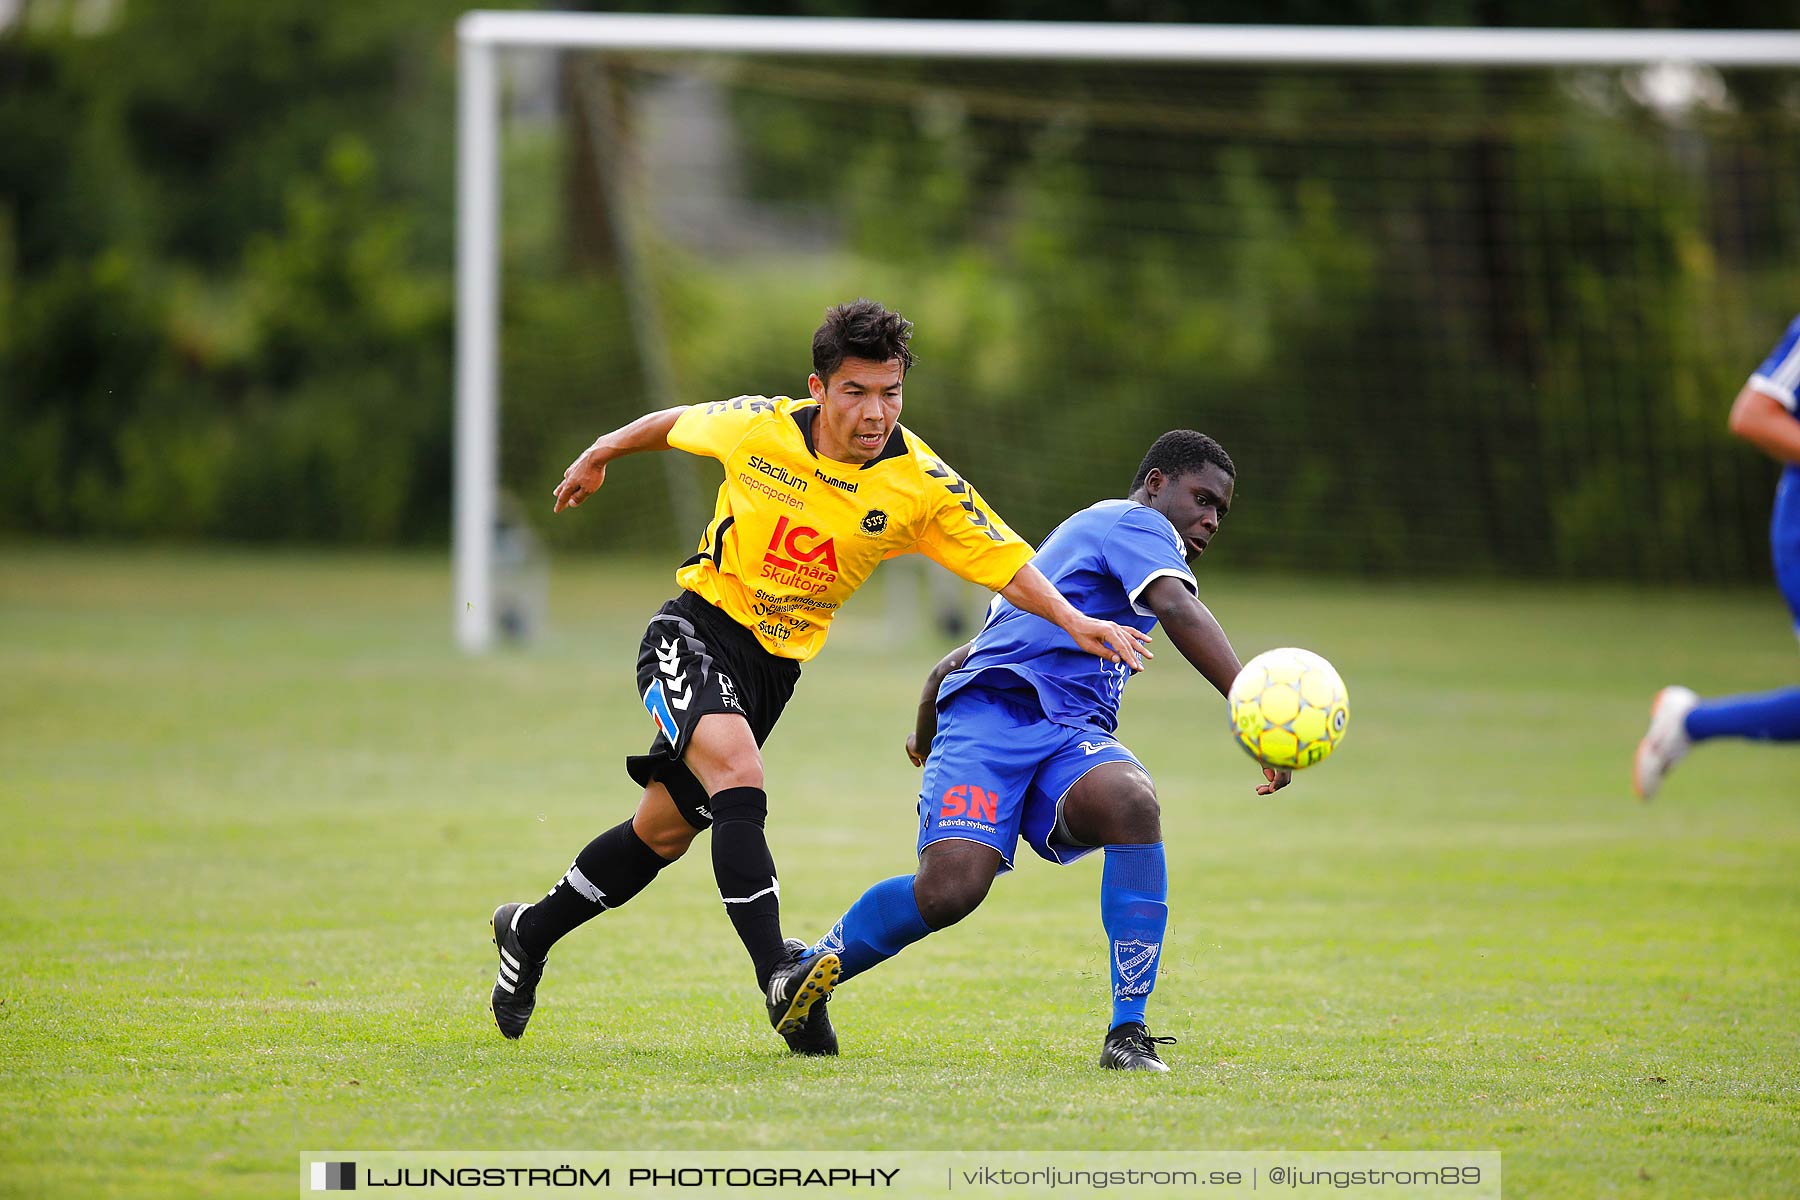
[667,395,1033,661]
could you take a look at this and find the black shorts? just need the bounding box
[625,590,801,829]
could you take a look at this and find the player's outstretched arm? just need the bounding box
[999,564,1151,671]
[906,642,973,766]
[1142,575,1291,795]
[1141,576,1239,697]
[551,405,689,513]
[1728,384,1800,467]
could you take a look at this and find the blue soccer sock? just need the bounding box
[1101,843,1169,1030]
[1686,687,1800,743]
[811,875,933,984]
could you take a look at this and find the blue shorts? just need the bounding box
[916,686,1146,871]
[1773,466,1800,638]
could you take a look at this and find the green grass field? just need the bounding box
[2,547,1797,1198]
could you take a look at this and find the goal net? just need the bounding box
[458,16,1800,648]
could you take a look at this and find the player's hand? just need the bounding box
[905,732,929,767]
[1255,766,1292,796]
[1070,618,1152,671]
[552,446,608,513]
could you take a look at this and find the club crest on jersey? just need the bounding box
[760,514,839,592]
[859,509,889,536]
[1113,939,1161,998]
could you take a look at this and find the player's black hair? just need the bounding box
[812,299,916,383]
[1130,430,1236,493]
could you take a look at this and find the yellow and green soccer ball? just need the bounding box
[1228,647,1349,770]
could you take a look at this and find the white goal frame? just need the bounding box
[455,11,1800,651]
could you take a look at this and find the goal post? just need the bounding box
[454,12,1800,652]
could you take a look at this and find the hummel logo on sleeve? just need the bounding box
[924,458,1007,543]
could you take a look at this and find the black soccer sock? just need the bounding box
[514,819,671,958]
[708,785,787,988]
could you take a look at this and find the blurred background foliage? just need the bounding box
[3,0,1799,579]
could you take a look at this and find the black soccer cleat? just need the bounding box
[765,944,841,1039]
[779,939,839,1056]
[1099,1022,1176,1072]
[784,995,838,1056]
[490,902,548,1040]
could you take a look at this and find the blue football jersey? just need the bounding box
[938,499,1197,733]
[1750,313,1800,414]
[1750,315,1800,615]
